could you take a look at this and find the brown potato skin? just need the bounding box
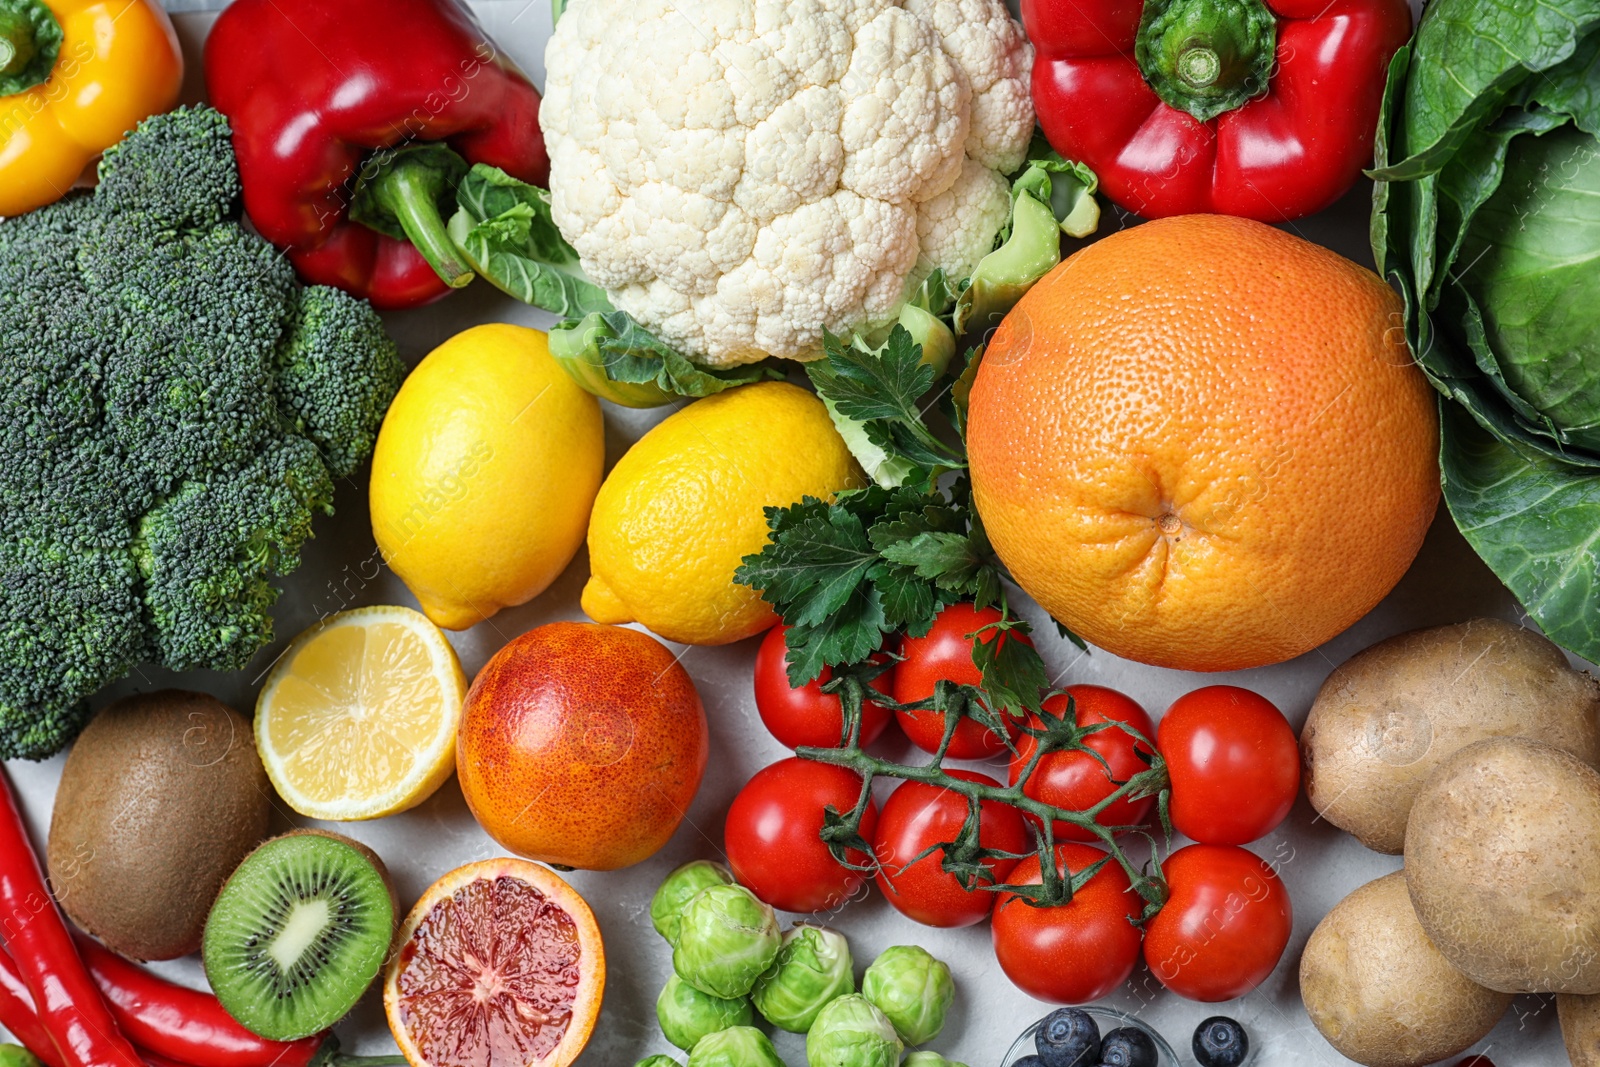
[1561,993,1600,1066]
[1301,871,1511,1067]
[1302,618,1600,853]
[47,690,271,961]
[1405,737,1600,993]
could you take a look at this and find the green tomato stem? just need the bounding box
[802,675,1172,907]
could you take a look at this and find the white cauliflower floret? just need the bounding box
[544,0,1036,367]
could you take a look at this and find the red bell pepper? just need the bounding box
[203,0,549,309]
[1023,0,1411,221]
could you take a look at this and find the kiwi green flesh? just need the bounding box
[203,833,394,1041]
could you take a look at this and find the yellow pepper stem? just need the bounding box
[0,11,35,76]
[0,0,59,94]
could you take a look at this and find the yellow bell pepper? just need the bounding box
[0,0,182,217]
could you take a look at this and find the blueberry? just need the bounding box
[1036,1008,1101,1067]
[1011,1058,1047,1067]
[1099,1026,1159,1067]
[1193,1016,1249,1067]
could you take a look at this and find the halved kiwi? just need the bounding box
[202,830,397,1040]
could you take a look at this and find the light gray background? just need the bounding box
[2,3,1563,1065]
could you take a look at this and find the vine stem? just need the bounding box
[801,675,1172,910]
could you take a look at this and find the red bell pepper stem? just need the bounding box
[0,768,140,1067]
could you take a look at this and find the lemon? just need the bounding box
[370,324,604,630]
[256,606,468,821]
[583,381,865,645]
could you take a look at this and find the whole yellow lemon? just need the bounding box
[371,324,604,630]
[583,381,864,646]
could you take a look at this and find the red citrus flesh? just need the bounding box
[386,861,604,1067]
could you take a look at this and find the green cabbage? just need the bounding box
[1374,0,1600,661]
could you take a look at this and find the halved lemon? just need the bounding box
[256,606,468,821]
[385,858,605,1067]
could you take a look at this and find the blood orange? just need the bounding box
[384,859,605,1067]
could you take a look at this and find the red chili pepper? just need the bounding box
[74,938,326,1067]
[1023,0,1411,221]
[0,947,61,1067]
[0,939,405,1067]
[202,0,549,309]
[0,768,139,1067]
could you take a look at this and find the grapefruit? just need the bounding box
[385,859,604,1067]
[967,215,1439,671]
[457,622,708,870]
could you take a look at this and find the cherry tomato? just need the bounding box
[871,769,1032,928]
[1158,685,1300,845]
[991,842,1144,1004]
[1010,685,1156,842]
[725,757,879,914]
[1143,843,1293,1002]
[753,625,895,750]
[894,603,1031,760]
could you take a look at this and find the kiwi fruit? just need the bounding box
[203,830,397,1040]
[47,690,271,961]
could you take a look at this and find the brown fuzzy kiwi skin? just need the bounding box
[1300,871,1511,1067]
[1405,737,1600,994]
[47,690,271,961]
[1301,618,1600,855]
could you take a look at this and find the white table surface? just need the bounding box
[4,3,1568,1065]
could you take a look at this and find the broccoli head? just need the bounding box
[0,105,405,759]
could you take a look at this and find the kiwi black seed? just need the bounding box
[202,830,396,1041]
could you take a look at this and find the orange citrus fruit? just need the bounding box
[457,622,708,870]
[385,858,604,1067]
[967,214,1439,672]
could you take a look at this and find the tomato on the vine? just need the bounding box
[1142,843,1293,1002]
[990,842,1144,1004]
[754,624,895,750]
[1158,685,1300,845]
[1010,685,1156,842]
[893,603,1030,760]
[871,769,1031,928]
[724,757,879,914]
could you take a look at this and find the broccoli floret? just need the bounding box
[0,529,146,759]
[0,105,404,758]
[95,104,240,230]
[276,286,405,479]
[135,438,335,671]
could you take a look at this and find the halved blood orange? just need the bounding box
[384,859,605,1067]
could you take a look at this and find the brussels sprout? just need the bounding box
[686,1026,786,1067]
[751,924,855,1032]
[861,946,955,1046]
[673,883,782,998]
[635,1058,684,1067]
[905,1054,968,1067]
[652,860,734,943]
[806,994,903,1067]
[657,974,756,1051]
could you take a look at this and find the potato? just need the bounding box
[1300,871,1511,1067]
[1561,993,1600,1066]
[1405,736,1600,993]
[1302,618,1600,853]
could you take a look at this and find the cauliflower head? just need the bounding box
[543,0,1034,367]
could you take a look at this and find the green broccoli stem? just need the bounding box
[799,675,1171,911]
[355,144,475,289]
